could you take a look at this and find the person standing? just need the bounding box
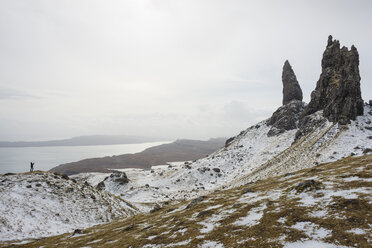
[30,162,34,172]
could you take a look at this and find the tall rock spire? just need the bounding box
[282,60,303,105]
[267,61,305,136]
[301,35,364,125]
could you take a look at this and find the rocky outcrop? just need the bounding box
[301,35,363,125]
[267,61,304,136]
[294,111,327,141]
[110,171,129,185]
[96,171,129,191]
[267,100,305,137]
[282,60,303,105]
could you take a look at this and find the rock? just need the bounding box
[96,181,105,190]
[123,224,135,231]
[198,167,210,173]
[213,168,221,173]
[72,229,83,236]
[295,111,327,141]
[243,188,254,194]
[284,173,294,177]
[186,196,204,209]
[363,148,372,154]
[196,211,211,218]
[267,61,305,136]
[369,100,372,106]
[282,60,303,105]
[225,137,235,147]
[149,204,161,213]
[267,100,305,137]
[295,180,323,192]
[110,171,129,185]
[61,174,69,180]
[301,35,364,125]
[84,181,90,187]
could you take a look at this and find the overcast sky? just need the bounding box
[1,0,372,141]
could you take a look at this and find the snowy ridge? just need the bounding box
[0,172,138,241]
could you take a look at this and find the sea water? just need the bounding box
[0,141,171,174]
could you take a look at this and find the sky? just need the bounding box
[0,0,372,141]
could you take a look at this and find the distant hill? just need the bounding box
[50,138,226,175]
[0,135,163,147]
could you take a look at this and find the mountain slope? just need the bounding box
[79,106,372,209]
[9,154,371,248]
[0,171,138,242]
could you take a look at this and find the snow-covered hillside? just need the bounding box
[72,105,372,210]
[18,154,372,248]
[0,172,138,242]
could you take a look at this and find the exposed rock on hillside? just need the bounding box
[96,171,129,191]
[294,110,327,141]
[282,60,303,105]
[301,35,364,125]
[267,100,305,137]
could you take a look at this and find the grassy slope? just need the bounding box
[4,155,372,248]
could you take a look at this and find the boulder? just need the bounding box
[186,196,204,209]
[72,229,83,236]
[295,179,323,193]
[149,204,161,213]
[110,171,129,185]
[243,188,254,194]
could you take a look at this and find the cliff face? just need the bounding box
[301,35,364,125]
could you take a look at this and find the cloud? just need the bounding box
[0,88,40,100]
[0,0,371,140]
